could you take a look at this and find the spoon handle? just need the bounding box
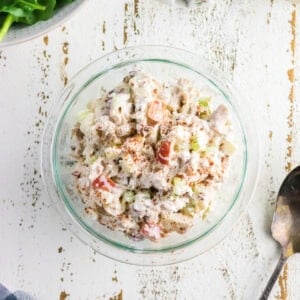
[259,253,287,300]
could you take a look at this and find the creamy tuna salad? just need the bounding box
[70,71,235,241]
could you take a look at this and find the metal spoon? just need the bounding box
[260,165,300,299]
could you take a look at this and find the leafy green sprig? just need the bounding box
[0,0,74,41]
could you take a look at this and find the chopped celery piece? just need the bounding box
[122,190,135,203]
[198,97,211,107]
[199,109,211,119]
[194,200,205,212]
[198,98,211,119]
[190,136,200,151]
[181,199,205,217]
[89,155,97,164]
[221,140,236,155]
[181,205,195,217]
[192,184,202,194]
[172,177,183,185]
[172,177,186,196]
[79,112,94,137]
[121,191,135,211]
[202,203,211,220]
[105,147,120,159]
[78,109,92,121]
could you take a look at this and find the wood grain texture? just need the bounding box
[0,0,299,299]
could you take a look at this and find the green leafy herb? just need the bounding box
[0,0,74,41]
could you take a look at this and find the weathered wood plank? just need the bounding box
[0,0,298,299]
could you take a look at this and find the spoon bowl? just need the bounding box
[272,166,300,256]
[260,166,300,299]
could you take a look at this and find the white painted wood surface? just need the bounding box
[0,0,299,299]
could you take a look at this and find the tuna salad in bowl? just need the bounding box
[42,46,259,265]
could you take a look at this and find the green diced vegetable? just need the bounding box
[190,136,200,152]
[198,97,211,107]
[192,183,201,194]
[197,97,211,119]
[202,202,211,220]
[199,111,211,120]
[77,109,92,121]
[172,177,186,196]
[121,190,135,211]
[89,155,97,164]
[181,199,205,217]
[181,205,195,217]
[79,112,94,136]
[105,148,120,159]
[221,140,236,155]
[122,190,135,203]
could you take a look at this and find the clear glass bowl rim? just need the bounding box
[53,58,247,252]
[42,45,260,266]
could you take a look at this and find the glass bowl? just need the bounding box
[42,45,259,266]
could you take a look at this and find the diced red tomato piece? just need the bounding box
[92,175,116,191]
[147,100,165,124]
[157,141,171,165]
[141,223,161,240]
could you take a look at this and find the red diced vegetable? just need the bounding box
[157,141,171,165]
[92,175,116,191]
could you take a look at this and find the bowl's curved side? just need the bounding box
[0,0,87,47]
[41,45,260,266]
